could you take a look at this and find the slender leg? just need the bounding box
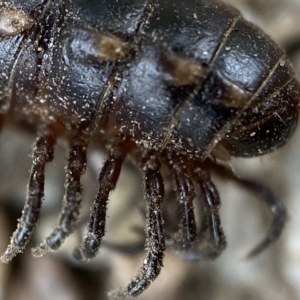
[73,145,125,261]
[180,167,226,261]
[169,162,197,250]
[110,154,165,298]
[0,126,56,263]
[205,159,286,258]
[240,179,286,258]
[196,167,226,259]
[32,137,87,257]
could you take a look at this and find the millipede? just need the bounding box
[0,0,299,298]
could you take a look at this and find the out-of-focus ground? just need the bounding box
[0,1,300,299]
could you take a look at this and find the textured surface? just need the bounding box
[0,0,300,299]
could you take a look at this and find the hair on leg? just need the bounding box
[179,167,226,261]
[32,136,87,257]
[169,160,197,251]
[74,145,125,261]
[110,153,165,298]
[1,126,56,263]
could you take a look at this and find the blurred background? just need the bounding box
[1,0,300,299]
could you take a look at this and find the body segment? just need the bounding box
[1,0,298,155]
[0,0,299,297]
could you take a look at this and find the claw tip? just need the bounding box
[73,247,88,262]
[0,245,22,263]
[31,242,49,258]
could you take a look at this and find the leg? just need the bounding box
[0,126,56,263]
[32,137,87,257]
[110,154,165,298]
[73,145,125,261]
[240,179,286,258]
[169,161,197,251]
[179,167,226,261]
[205,159,286,257]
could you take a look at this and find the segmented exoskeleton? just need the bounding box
[0,0,299,297]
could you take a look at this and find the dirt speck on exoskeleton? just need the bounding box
[0,0,299,298]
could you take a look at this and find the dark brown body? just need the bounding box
[0,0,298,159]
[0,0,299,298]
